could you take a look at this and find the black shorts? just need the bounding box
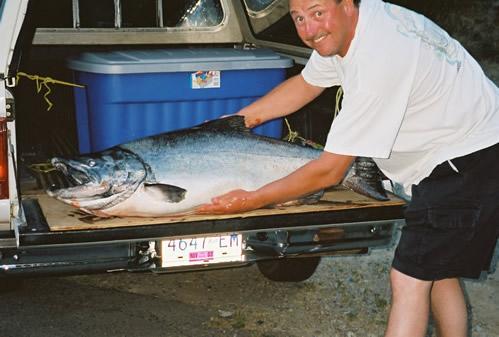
[392,143,499,281]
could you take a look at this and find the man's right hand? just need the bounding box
[236,109,261,129]
[195,189,263,215]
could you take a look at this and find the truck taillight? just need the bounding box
[0,118,8,199]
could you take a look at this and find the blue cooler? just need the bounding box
[67,48,293,153]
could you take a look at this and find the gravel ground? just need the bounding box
[0,229,497,337]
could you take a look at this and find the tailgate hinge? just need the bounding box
[4,76,17,88]
[6,97,15,121]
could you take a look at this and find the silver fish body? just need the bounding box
[47,116,388,217]
[48,117,321,217]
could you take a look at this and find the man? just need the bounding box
[197,0,499,336]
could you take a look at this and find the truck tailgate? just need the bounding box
[19,188,405,247]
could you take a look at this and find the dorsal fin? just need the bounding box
[195,115,250,133]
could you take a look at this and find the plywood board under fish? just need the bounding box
[34,187,405,232]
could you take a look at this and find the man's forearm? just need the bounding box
[250,152,355,207]
[238,74,325,128]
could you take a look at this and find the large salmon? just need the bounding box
[47,116,387,217]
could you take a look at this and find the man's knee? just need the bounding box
[390,268,433,299]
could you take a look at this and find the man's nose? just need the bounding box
[302,20,318,39]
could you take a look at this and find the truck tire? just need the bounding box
[256,256,321,282]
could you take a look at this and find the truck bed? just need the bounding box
[19,188,405,247]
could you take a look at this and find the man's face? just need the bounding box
[289,0,358,57]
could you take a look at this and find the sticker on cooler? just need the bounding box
[161,233,243,267]
[191,70,221,89]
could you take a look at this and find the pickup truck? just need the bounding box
[0,0,405,283]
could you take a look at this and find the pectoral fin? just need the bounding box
[144,183,187,203]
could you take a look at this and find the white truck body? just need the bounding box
[0,0,405,282]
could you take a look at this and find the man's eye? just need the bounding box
[294,16,304,24]
[315,11,322,17]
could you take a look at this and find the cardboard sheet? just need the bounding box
[31,187,405,231]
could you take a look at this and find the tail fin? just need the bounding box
[342,157,389,201]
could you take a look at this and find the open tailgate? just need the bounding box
[19,188,405,247]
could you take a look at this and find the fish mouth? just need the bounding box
[52,160,92,186]
[48,158,104,199]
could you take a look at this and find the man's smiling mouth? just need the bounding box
[313,34,327,43]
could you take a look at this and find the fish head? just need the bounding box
[52,155,110,187]
[47,148,148,211]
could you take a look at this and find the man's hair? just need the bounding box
[336,0,361,7]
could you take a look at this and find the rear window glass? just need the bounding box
[0,0,5,18]
[242,0,305,47]
[34,0,225,29]
[243,0,275,13]
[163,0,224,28]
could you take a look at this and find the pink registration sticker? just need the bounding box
[189,251,214,262]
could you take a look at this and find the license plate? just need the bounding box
[161,233,243,268]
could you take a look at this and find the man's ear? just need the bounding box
[342,0,357,15]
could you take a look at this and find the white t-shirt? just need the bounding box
[301,0,499,194]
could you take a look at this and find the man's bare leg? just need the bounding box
[431,278,467,337]
[384,268,433,337]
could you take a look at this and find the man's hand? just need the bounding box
[196,189,262,215]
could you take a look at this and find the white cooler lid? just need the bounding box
[67,48,293,74]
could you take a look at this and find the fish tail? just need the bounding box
[342,175,389,201]
[343,157,389,201]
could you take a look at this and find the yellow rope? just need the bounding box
[16,72,85,111]
[284,118,299,142]
[29,162,56,173]
[283,118,324,150]
[283,85,343,150]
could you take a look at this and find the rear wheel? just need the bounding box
[256,256,321,282]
